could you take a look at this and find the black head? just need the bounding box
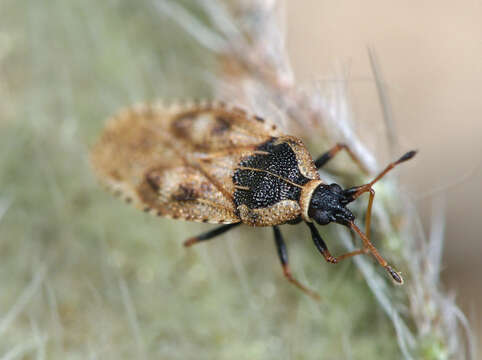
[308,183,357,226]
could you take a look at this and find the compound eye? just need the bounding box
[313,210,331,225]
[329,183,342,193]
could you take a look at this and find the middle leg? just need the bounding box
[314,143,368,173]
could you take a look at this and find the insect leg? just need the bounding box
[314,143,368,173]
[306,222,338,263]
[306,222,368,262]
[183,223,241,247]
[273,226,321,301]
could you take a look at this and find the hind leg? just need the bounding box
[184,223,241,247]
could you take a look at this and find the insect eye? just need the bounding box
[329,183,342,193]
[313,210,331,225]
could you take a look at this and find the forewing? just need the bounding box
[90,102,282,224]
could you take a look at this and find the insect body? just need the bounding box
[91,101,416,300]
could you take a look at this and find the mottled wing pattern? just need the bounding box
[90,101,283,224]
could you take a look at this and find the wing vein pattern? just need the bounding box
[91,102,283,224]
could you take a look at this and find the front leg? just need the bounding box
[306,222,368,263]
[314,143,368,174]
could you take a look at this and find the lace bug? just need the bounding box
[91,101,416,300]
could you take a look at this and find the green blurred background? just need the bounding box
[0,0,478,359]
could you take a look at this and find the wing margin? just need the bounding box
[90,101,283,224]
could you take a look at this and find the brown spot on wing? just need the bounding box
[212,116,231,135]
[171,111,196,140]
[171,185,198,202]
[146,168,162,192]
[135,165,239,224]
[91,101,286,224]
[168,106,282,152]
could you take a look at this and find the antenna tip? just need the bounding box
[385,265,404,284]
[396,150,417,164]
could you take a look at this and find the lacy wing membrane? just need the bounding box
[90,102,282,224]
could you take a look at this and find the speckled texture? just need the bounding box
[234,138,310,206]
[91,103,281,224]
[237,201,301,226]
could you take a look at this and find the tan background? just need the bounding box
[285,0,482,348]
